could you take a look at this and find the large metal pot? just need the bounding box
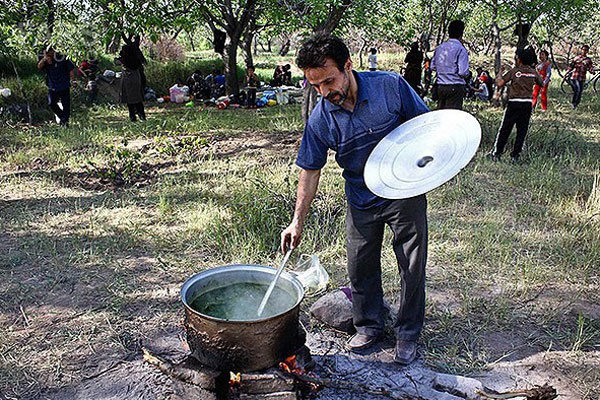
[181,264,305,372]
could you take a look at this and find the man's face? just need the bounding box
[46,50,55,60]
[581,46,589,56]
[304,58,352,106]
[539,52,547,62]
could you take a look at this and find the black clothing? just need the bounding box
[346,195,428,340]
[437,84,465,110]
[493,101,533,157]
[127,102,146,122]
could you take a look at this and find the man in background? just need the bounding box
[38,47,75,126]
[567,44,594,109]
[431,20,469,110]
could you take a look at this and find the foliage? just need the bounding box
[86,141,146,186]
[143,36,186,62]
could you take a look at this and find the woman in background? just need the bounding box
[116,44,146,122]
[532,50,551,111]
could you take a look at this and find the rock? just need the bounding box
[310,290,355,333]
[434,373,487,400]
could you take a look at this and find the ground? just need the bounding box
[1,84,599,400]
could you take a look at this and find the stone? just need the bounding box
[310,290,355,333]
[239,392,297,400]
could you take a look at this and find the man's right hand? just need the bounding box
[281,221,302,254]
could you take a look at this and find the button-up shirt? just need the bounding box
[431,38,469,85]
[296,71,429,209]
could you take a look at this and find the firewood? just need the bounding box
[142,348,219,390]
[239,373,295,394]
[476,384,558,400]
[277,370,414,400]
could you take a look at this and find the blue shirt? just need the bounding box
[296,71,430,209]
[42,59,75,92]
[431,39,469,85]
[215,75,226,86]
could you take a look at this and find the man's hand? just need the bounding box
[281,220,302,254]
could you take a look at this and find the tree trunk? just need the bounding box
[279,38,291,56]
[301,82,318,124]
[358,37,368,70]
[187,30,196,52]
[223,37,241,96]
[107,35,121,54]
[242,31,254,68]
[46,0,55,42]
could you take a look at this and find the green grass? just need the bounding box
[1,79,599,398]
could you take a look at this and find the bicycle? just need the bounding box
[561,70,600,94]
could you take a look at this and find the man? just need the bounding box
[567,44,594,109]
[280,35,429,364]
[431,20,469,110]
[489,47,543,163]
[38,47,75,126]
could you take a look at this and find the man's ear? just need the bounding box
[345,58,353,72]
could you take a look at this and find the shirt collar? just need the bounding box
[323,70,368,113]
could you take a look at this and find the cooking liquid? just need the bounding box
[190,282,296,320]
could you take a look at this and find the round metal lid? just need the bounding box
[364,109,481,199]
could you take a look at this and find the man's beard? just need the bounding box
[326,72,350,106]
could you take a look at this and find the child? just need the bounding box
[245,66,259,108]
[489,47,543,162]
[532,50,551,111]
[368,48,377,71]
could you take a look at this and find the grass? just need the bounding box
[1,78,599,399]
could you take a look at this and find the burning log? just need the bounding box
[476,384,558,400]
[277,354,412,400]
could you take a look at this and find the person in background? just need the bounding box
[368,48,378,71]
[422,55,432,98]
[78,58,100,104]
[472,75,489,101]
[281,35,429,365]
[566,44,594,109]
[404,42,423,94]
[431,20,469,110]
[115,44,146,122]
[488,47,543,163]
[282,64,293,86]
[37,46,75,126]
[532,50,551,111]
[187,70,210,99]
[213,70,226,97]
[245,65,259,108]
[272,65,286,86]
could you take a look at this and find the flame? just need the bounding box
[279,355,304,374]
[229,372,241,387]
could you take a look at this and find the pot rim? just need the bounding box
[180,264,305,323]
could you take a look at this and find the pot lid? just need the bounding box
[364,109,481,199]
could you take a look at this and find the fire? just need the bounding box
[279,355,321,392]
[279,355,304,375]
[229,372,241,387]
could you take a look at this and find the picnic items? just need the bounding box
[169,84,189,103]
[364,109,481,199]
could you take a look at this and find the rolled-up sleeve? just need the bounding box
[296,123,329,170]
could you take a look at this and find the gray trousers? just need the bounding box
[346,195,427,341]
[437,84,465,110]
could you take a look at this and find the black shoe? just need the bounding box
[486,152,500,161]
[394,340,417,365]
[346,333,382,352]
[510,155,520,164]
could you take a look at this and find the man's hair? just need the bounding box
[582,44,590,51]
[283,64,291,70]
[296,35,350,71]
[539,49,549,58]
[370,47,377,54]
[516,47,536,66]
[448,20,465,39]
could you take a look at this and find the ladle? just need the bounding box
[257,247,294,316]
